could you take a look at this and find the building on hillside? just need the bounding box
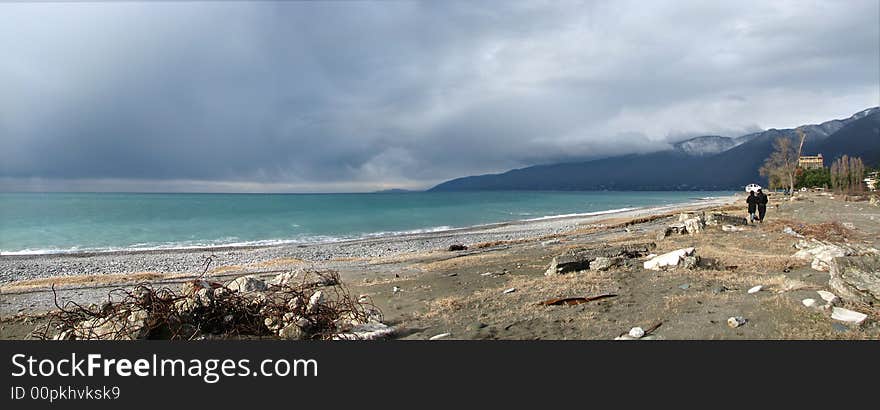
[798,153,824,169]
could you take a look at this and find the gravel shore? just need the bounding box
[0,196,736,285]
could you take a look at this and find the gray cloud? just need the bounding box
[0,0,878,192]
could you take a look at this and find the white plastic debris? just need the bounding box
[747,285,763,294]
[802,298,817,308]
[831,307,868,324]
[727,316,747,328]
[429,333,451,340]
[628,327,645,338]
[643,247,695,270]
[502,287,516,294]
[392,286,402,294]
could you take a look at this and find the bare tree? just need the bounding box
[760,136,799,193]
[830,155,866,193]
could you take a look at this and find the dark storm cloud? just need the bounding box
[0,0,878,192]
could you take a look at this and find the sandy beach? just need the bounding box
[3,193,879,340]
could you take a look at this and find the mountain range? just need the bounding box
[430,107,880,191]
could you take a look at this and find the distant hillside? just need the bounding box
[430,107,880,191]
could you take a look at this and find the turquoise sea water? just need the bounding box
[0,191,732,255]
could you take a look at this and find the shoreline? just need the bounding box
[0,195,738,287]
[0,195,735,260]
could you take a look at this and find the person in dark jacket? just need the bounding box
[746,191,758,223]
[756,189,768,222]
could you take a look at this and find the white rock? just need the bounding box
[307,290,324,313]
[643,247,695,270]
[628,327,645,338]
[502,287,516,294]
[747,285,763,294]
[392,286,402,294]
[429,332,451,340]
[727,316,747,328]
[830,307,868,324]
[333,323,395,340]
[722,225,744,232]
[226,275,268,293]
[802,298,817,307]
[816,290,839,305]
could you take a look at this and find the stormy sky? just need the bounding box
[1,1,878,192]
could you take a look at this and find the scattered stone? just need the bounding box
[278,322,308,340]
[429,332,451,340]
[392,286,402,294]
[747,285,763,294]
[502,287,516,294]
[783,227,804,238]
[816,290,839,306]
[828,255,880,305]
[830,307,868,324]
[722,225,744,232]
[711,285,728,294]
[679,283,691,290]
[307,290,325,313]
[682,255,700,270]
[628,327,645,338]
[727,316,747,328]
[448,244,468,251]
[590,256,623,271]
[793,240,878,272]
[802,298,817,307]
[643,247,695,271]
[706,213,749,226]
[226,275,268,293]
[545,242,656,275]
[334,323,395,340]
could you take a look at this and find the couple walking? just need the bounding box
[747,189,768,223]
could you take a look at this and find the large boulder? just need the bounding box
[829,255,880,305]
[706,213,748,226]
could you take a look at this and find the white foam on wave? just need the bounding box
[522,207,638,222]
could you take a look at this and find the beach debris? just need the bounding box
[502,288,517,294]
[334,323,395,340]
[614,321,662,340]
[783,227,805,238]
[828,254,880,305]
[706,213,749,226]
[545,242,656,276]
[537,293,617,306]
[727,316,747,328]
[643,247,695,271]
[793,239,879,272]
[679,283,691,290]
[802,298,817,308]
[37,269,386,341]
[392,286,402,294]
[657,212,706,240]
[721,225,744,232]
[682,255,700,270]
[226,275,268,293]
[747,285,763,294]
[628,327,645,338]
[590,256,623,271]
[541,239,561,246]
[816,290,840,306]
[830,307,868,324]
[448,244,468,251]
[429,333,451,340]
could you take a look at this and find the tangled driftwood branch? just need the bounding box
[33,269,385,341]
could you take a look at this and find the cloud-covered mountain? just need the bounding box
[430,107,880,191]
